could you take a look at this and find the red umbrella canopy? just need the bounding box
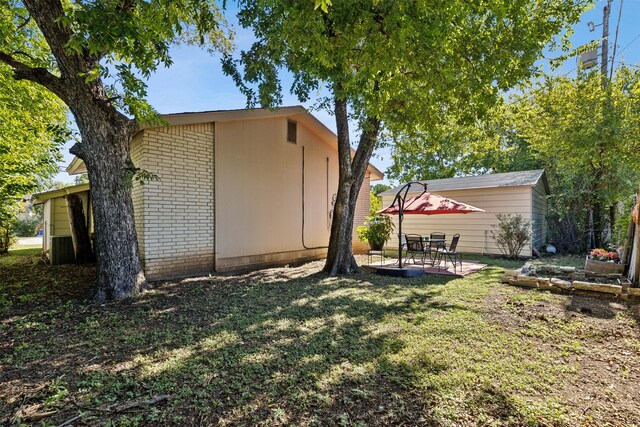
[378,192,485,215]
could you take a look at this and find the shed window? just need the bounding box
[287,120,297,144]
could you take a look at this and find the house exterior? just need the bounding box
[35,106,383,279]
[379,170,549,256]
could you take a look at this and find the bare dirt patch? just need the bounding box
[484,285,640,426]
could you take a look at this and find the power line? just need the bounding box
[614,31,640,58]
[609,0,623,80]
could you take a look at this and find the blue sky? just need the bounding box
[55,0,640,185]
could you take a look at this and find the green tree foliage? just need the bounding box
[228,0,588,274]
[74,173,89,185]
[511,67,640,251]
[385,106,542,183]
[371,184,390,196]
[369,191,381,215]
[0,64,67,252]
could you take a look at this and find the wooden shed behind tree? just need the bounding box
[33,183,94,264]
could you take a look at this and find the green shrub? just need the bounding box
[491,214,531,259]
[357,215,394,250]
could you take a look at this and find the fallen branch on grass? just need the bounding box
[60,395,172,427]
[72,394,173,414]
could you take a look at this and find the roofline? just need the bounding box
[379,170,548,196]
[67,156,86,175]
[381,183,540,197]
[66,106,384,181]
[32,183,90,204]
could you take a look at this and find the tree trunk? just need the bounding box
[323,97,380,275]
[65,193,94,263]
[70,108,147,301]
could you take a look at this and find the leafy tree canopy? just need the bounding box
[1,0,231,123]
[0,63,67,228]
[228,0,588,131]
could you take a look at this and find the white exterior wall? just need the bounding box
[42,199,51,254]
[382,186,534,256]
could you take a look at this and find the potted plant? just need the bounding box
[585,248,624,274]
[357,214,394,251]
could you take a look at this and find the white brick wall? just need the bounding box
[131,123,215,280]
[352,172,371,253]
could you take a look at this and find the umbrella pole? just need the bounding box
[398,211,403,268]
[384,181,428,270]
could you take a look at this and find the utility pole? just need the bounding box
[601,0,612,87]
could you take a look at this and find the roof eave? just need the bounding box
[32,183,90,204]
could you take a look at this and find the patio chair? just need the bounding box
[436,233,462,273]
[405,234,428,265]
[429,232,447,250]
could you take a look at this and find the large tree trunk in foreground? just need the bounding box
[4,0,147,301]
[70,107,146,301]
[323,98,380,275]
[66,193,94,264]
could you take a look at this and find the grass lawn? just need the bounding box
[1,250,639,426]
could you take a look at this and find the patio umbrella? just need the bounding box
[378,192,485,216]
[378,182,485,269]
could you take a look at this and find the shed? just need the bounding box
[33,183,92,264]
[379,170,549,256]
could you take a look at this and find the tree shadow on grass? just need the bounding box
[1,263,538,425]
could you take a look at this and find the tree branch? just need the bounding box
[0,51,68,102]
[16,15,31,32]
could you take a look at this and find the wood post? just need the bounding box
[66,193,94,263]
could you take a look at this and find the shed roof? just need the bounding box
[32,183,90,204]
[66,106,384,181]
[379,170,549,197]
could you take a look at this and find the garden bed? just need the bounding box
[502,261,637,298]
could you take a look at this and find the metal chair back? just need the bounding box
[430,232,446,249]
[448,234,460,253]
[405,234,423,252]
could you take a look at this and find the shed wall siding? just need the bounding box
[44,191,90,262]
[43,200,51,253]
[382,186,534,256]
[137,123,215,280]
[531,180,548,251]
[215,117,338,271]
